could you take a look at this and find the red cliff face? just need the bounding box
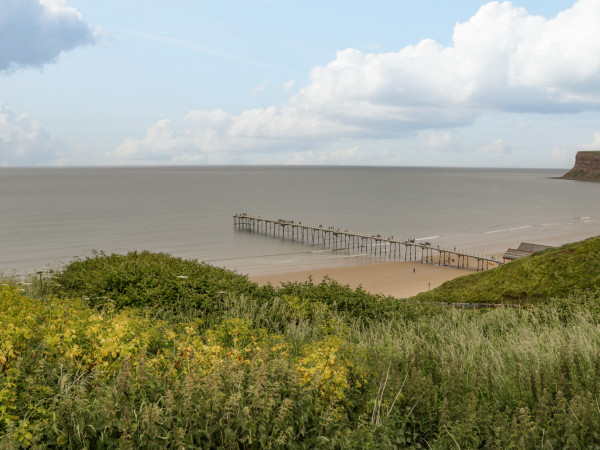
[561,151,600,181]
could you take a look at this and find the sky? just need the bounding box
[1,0,600,168]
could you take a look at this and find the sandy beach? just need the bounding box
[249,226,600,298]
[250,260,470,298]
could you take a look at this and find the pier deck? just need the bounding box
[234,214,503,271]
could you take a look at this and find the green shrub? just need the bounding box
[276,276,404,322]
[52,250,265,316]
[0,286,366,448]
[6,239,600,447]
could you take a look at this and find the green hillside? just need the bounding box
[4,246,600,447]
[412,236,600,304]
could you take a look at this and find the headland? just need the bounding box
[561,150,600,181]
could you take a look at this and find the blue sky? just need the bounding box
[1,0,599,167]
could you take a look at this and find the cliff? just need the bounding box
[561,151,600,181]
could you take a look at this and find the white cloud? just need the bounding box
[112,0,600,164]
[0,0,98,71]
[477,139,510,155]
[581,132,600,150]
[423,131,460,151]
[286,146,367,165]
[252,80,270,95]
[507,1,600,101]
[283,79,295,93]
[0,104,66,165]
[550,148,573,166]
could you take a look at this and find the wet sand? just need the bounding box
[250,261,470,299]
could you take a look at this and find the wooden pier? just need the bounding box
[233,214,503,271]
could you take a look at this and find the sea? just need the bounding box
[1,166,599,277]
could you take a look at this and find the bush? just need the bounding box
[0,286,368,448]
[276,276,402,323]
[52,250,265,317]
[7,242,600,447]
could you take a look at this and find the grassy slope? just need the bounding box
[6,247,600,446]
[562,168,600,181]
[411,235,600,304]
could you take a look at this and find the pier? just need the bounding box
[233,214,503,271]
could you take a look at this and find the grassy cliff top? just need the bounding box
[411,236,600,304]
[578,150,600,155]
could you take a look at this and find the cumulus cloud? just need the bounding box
[548,132,600,167]
[283,79,295,93]
[112,0,600,164]
[0,104,66,165]
[477,139,511,155]
[252,80,270,95]
[550,148,573,166]
[286,146,370,165]
[581,132,600,150]
[424,131,460,151]
[0,0,98,71]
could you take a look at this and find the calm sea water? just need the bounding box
[1,166,599,276]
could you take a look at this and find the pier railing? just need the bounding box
[233,213,503,271]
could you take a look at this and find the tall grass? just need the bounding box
[344,299,600,448]
[8,286,600,447]
[4,249,600,447]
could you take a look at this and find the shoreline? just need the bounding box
[4,223,599,297]
[248,228,600,298]
[249,260,472,299]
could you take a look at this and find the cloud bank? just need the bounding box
[0,104,66,166]
[0,1,95,165]
[0,0,98,71]
[113,0,600,164]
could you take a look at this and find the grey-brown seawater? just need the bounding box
[1,166,598,276]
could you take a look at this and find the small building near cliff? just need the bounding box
[502,242,552,262]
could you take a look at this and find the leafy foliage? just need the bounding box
[5,243,600,447]
[4,283,600,447]
[52,250,265,314]
[51,250,437,328]
[0,286,365,448]
[276,276,402,321]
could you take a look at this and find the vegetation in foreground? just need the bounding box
[1,242,600,448]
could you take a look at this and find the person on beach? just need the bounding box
[413,267,416,273]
